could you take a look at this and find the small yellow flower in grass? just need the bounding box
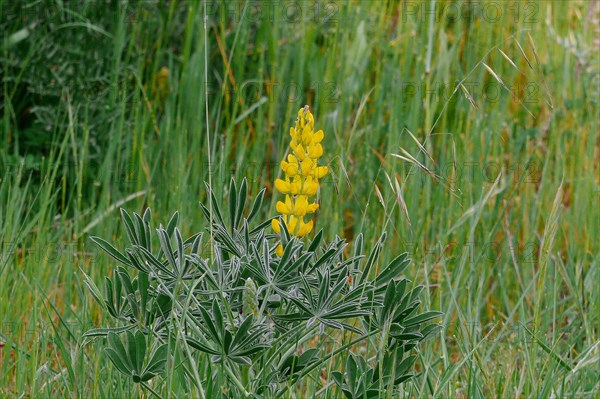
[273,105,328,256]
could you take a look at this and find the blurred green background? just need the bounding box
[1,0,598,397]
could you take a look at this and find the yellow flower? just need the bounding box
[273,106,328,247]
[274,175,318,196]
[275,244,284,257]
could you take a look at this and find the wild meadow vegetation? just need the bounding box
[1,0,598,397]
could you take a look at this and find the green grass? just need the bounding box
[1,0,598,397]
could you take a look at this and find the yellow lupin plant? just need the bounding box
[273,106,328,256]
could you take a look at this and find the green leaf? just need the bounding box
[142,208,153,249]
[235,177,248,229]
[391,332,424,341]
[297,348,319,369]
[190,232,204,255]
[143,343,168,378]
[332,371,344,388]
[230,355,252,366]
[134,245,174,277]
[82,269,106,311]
[229,178,237,232]
[395,354,417,381]
[420,323,443,342]
[346,354,358,393]
[352,233,364,273]
[374,252,411,289]
[90,236,130,265]
[394,373,416,385]
[307,229,323,253]
[107,332,133,372]
[125,249,148,273]
[138,271,149,320]
[247,187,266,223]
[129,331,146,373]
[199,305,220,343]
[382,281,397,321]
[276,240,301,274]
[166,211,179,237]
[358,232,386,285]
[157,228,177,272]
[211,300,224,336]
[116,267,135,297]
[133,212,149,250]
[175,228,184,274]
[83,325,136,338]
[203,183,225,225]
[106,347,132,377]
[120,208,139,246]
[186,336,219,355]
[402,311,443,327]
[249,218,274,236]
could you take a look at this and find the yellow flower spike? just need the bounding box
[314,166,329,179]
[308,143,323,159]
[281,156,299,177]
[307,203,319,213]
[313,130,324,143]
[294,195,309,216]
[289,177,303,195]
[272,218,281,233]
[300,158,314,176]
[273,106,327,255]
[287,215,299,234]
[297,219,313,237]
[293,144,306,161]
[275,244,284,257]
[301,126,313,146]
[300,176,318,196]
[276,195,295,214]
[275,178,291,194]
[275,201,287,215]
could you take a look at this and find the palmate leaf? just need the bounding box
[187,310,270,364]
[306,238,347,274]
[277,269,370,332]
[140,344,169,382]
[373,252,411,291]
[278,348,320,381]
[106,332,133,375]
[133,245,175,278]
[372,347,418,387]
[200,183,225,226]
[332,353,384,399]
[105,347,132,376]
[244,238,308,295]
[104,331,168,383]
